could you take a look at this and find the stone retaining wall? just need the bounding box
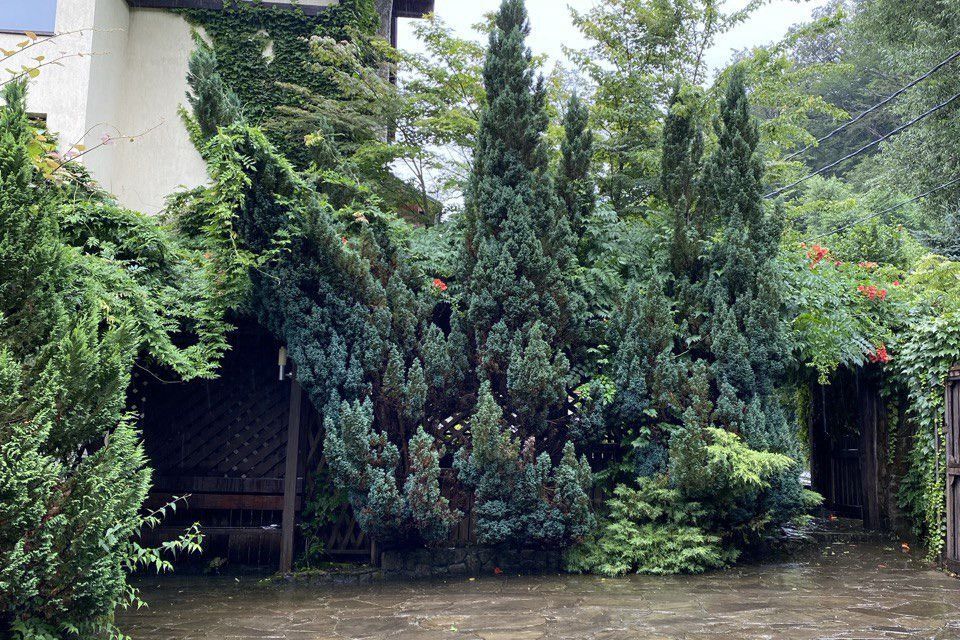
[277,547,565,585]
[380,547,562,579]
[380,547,563,580]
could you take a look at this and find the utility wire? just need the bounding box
[784,49,960,162]
[805,176,960,243]
[766,90,960,199]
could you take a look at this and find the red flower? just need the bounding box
[857,284,887,302]
[493,567,503,575]
[807,244,830,267]
[892,280,900,287]
[868,344,891,364]
[432,278,448,292]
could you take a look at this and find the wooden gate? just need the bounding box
[808,367,885,527]
[946,365,960,568]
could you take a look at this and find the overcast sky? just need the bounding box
[398,0,831,77]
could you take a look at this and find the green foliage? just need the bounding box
[180,41,472,548]
[455,383,595,548]
[323,400,460,546]
[180,0,380,164]
[557,92,596,244]
[401,14,487,212]
[565,479,733,576]
[662,84,704,284]
[0,81,219,638]
[460,0,586,435]
[568,0,762,213]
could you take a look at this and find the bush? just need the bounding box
[455,384,595,548]
[565,479,733,576]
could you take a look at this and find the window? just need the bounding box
[0,0,57,35]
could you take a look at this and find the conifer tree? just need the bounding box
[1,81,218,637]
[455,384,594,547]
[698,66,800,520]
[661,84,704,284]
[557,92,596,245]
[181,42,469,547]
[460,0,585,434]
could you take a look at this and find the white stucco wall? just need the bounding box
[110,9,208,214]
[0,1,205,214]
[82,0,131,188]
[0,0,98,150]
[2,0,393,216]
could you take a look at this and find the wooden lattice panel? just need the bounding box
[136,331,290,481]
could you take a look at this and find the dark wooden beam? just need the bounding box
[145,492,298,511]
[279,377,303,573]
[393,0,434,19]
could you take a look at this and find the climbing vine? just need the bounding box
[178,0,380,163]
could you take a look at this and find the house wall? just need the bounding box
[2,0,415,215]
[0,0,98,149]
[110,9,208,213]
[0,0,200,214]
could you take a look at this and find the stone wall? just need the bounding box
[380,547,563,580]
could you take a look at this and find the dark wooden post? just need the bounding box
[857,368,881,529]
[946,366,960,567]
[280,376,303,573]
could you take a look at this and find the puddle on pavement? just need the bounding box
[119,539,960,639]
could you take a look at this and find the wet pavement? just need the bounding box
[120,537,960,639]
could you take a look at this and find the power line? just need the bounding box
[805,176,960,243]
[784,49,960,162]
[766,90,960,199]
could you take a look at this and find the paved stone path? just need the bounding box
[120,538,960,639]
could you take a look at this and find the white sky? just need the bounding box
[397,0,832,76]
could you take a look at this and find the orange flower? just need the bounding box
[807,244,830,267]
[432,278,448,292]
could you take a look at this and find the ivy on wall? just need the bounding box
[178,0,380,162]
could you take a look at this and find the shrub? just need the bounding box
[455,384,594,547]
[565,479,733,576]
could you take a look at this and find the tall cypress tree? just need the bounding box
[699,66,797,485]
[661,84,704,284]
[460,0,584,434]
[557,92,596,245]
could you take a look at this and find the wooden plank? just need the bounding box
[150,475,299,495]
[280,378,303,573]
[145,492,297,511]
[857,369,881,529]
[947,379,958,562]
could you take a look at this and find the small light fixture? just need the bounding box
[278,346,288,381]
